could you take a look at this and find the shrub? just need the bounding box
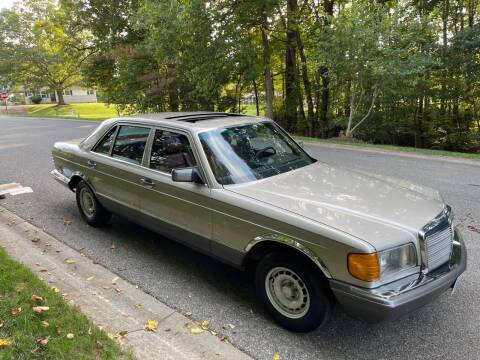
[30,95,42,104]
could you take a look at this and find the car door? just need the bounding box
[137,128,213,252]
[87,123,152,216]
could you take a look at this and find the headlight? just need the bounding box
[348,243,417,282]
[379,243,417,279]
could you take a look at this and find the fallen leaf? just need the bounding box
[31,237,40,243]
[51,287,60,293]
[226,323,235,329]
[134,304,142,310]
[190,328,204,334]
[11,307,22,315]
[210,330,217,336]
[144,319,158,332]
[0,339,12,348]
[201,320,210,330]
[39,268,48,273]
[86,276,95,281]
[66,333,74,339]
[65,259,76,264]
[41,320,50,328]
[31,294,44,302]
[36,337,49,347]
[33,306,50,314]
[110,243,117,251]
[273,353,281,360]
[63,220,72,226]
[185,311,193,317]
[111,277,119,285]
[114,335,125,346]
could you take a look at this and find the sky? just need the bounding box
[0,0,15,10]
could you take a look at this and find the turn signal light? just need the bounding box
[348,253,380,282]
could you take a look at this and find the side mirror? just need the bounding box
[172,167,204,184]
[297,140,305,148]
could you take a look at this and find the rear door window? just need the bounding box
[112,125,151,165]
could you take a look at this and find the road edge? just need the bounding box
[302,140,480,167]
[0,206,252,360]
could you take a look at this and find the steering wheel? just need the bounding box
[256,146,276,159]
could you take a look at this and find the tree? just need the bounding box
[0,0,95,104]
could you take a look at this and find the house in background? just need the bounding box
[23,85,98,104]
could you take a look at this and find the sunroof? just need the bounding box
[165,113,244,123]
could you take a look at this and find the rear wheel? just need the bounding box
[255,252,333,332]
[76,181,111,226]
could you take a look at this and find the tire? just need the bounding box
[75,181,111,226]
[255,252,333,332]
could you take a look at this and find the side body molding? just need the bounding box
[245,233,332,278]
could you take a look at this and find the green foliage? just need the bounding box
[30,95,43,104]
[1,0,479,152]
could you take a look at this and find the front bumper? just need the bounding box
[330,229,467,322]
[51,169,71,188]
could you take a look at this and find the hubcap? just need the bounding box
[79,188,95,217]
[265,266,310,319]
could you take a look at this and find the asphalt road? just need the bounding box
[1,116,479,360]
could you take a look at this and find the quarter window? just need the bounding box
[93,126,117,155]
[149,130,196,173]
[112,126,150,165]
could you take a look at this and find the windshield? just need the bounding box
[199,122,315,185]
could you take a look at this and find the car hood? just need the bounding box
[226,162,445,250]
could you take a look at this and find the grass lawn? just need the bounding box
[295,135,480,161]
[24,103,119,120]
[0,248,131,359]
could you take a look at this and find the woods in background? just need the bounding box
[1,0,479,151]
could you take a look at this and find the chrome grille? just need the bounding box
[425,223,453,271]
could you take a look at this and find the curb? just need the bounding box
[0,207,253,360]
[302,140,480,167]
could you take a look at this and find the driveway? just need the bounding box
[1,116,479,360]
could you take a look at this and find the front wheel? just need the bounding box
[75,181,111,226]
[255,252,333,332]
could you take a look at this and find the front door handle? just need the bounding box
[140,178,155,188]
[86,160,97,168]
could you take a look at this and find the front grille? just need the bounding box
[424,223,453,271]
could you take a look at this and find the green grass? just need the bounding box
[0,248,131,359]
[295,135,480,161]
[23,103,120,120]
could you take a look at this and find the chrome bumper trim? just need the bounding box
[330,228,466,322]
[50,169,70,187]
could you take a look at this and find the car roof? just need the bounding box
[112,112,270,132]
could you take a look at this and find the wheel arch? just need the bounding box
[68,172,88,191]
[243,234,332,279]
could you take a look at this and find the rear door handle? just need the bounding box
[86,160,97,168]
[140,178,155,188]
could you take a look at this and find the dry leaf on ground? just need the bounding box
[0,339,12,348]
[66,333,74,339]
[111,277,119,285]
[185,311,192,317]
[190,328,204,334]
[65,259,76,264]
[273,353,281,360]
[51,287,60,293]
[36,337,49,347]
[201,320,210,329]
[11,307,22,315]
[63,220,72,226]
[41,320,50,328]
[31,294,44,302]
[33,306,50,314]
[144,319,158,331]
[134,304,141,309]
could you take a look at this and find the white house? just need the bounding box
[23,85,98,104]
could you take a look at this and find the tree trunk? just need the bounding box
[56,88,65,105]
[261,27,274,120]
[295,31,315,136]
[253,79,259,116]
[284,0,300,132]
